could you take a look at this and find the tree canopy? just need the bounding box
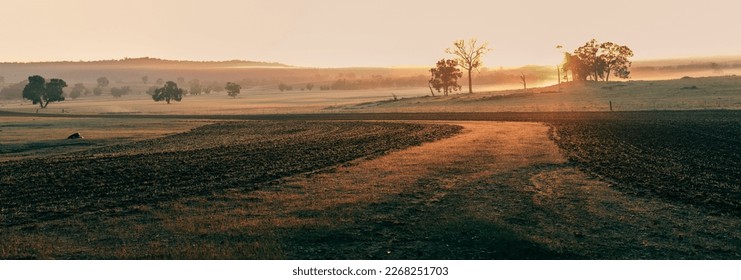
[22,75,67,108]
[96,77,110,88]
[428,59,462,96]
[225,82,241,98]
[152,81,183,104]
[563,39,633,81]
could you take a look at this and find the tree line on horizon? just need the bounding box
[17,75,244,107]
[428,38,635,95]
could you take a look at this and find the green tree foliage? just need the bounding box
[564,39,633,81]
[152,81,183,104]
[428,59,462,96]
[225,82,242,98]
[445,38,491,93]
[22,75,67,108]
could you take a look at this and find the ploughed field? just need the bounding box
[0,121,462,226]
[0,110,739,259]
[547,112,741,217]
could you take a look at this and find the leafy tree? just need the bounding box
[177,77,186,85]
[93,87,104,96]
[152,81,183,104]
[428,59,462,96]
[96,77,110,88]
[142,75,149,84]
[188,79,202,95]
[225,82,241,98]
[22,75,67,108]
[155,78,164,86]
[110,86,132,97]
[306,83,314,91]
[69,83,89,99]
[599,42,634,81]
[565,39,633,81]
[445,38,491,93]
[278,83,287,92]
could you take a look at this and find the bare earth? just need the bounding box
[3,120,736,259]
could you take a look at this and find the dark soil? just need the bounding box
[0,121,461,226]
[547,113,741,216]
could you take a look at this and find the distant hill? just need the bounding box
[0,57,290,68]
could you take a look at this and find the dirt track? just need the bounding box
[1,110,739,259]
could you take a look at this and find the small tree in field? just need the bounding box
[225,82,241,98]
[22,75,67,108]
[152,81,183,104]
[428,59,462,96]
[445,38,491,93]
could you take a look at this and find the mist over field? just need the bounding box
[1,0,740,266]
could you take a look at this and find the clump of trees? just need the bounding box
[225,82,241,98]
[110,86,132,98]
[563,39,634,81]
[152,81,183,104]
[69,83,89,99]
[0,81,27,100]
[446,38,491,93]
[428,59,462,96]
[22,75,67,108]
[188,79,202,95]
[278,83,293,92]
[94,77,110,96]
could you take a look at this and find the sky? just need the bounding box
[1,0,739,67]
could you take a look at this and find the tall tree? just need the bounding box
[445,38,491,93]
[428,59,462,96]
[599,42,634,81]
[225,82,241,98]
[22,75,67,108]
[152,81,183,104]
[567,39,634,82]
[574,39,602,81]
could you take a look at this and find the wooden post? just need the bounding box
[609,100,613,112]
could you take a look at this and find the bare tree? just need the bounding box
[519,73,527,91]
[445,38,491,93]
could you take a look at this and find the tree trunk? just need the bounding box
[467,69,473,93]
[428,82,435,97]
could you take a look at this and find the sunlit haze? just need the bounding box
[1,0,739,67]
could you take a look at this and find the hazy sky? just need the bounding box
[1,0,739,67]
